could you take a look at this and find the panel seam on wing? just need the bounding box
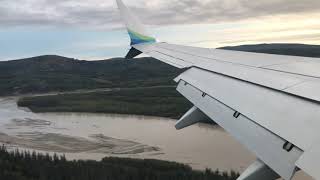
[154,45,259,68]
[257,61,299,68]
[281,81,310,91]
[261,67,320,79]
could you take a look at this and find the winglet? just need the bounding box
[116,0,156,53]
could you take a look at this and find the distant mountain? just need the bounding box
[220,43,320,57]
[0,55,181,96]
[1,43,319,96]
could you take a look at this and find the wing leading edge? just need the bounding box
[116,0,320,179]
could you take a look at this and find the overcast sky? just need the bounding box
[1,0,319,60]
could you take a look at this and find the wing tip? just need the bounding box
[116,0,156,47]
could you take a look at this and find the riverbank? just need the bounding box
[0,98,312,179]
[17,87,193,119]
[0,98,256,172]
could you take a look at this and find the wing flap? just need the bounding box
[176,74,302,180]
[175,67,320,151]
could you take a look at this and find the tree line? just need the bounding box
[0,145,239,180]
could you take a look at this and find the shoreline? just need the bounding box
[0,145,240,180]
[0,87,183,120]
[1,85,177,98]
[17,86,194,120]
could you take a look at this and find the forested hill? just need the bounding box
[1,43,319,96]
[0,56,181,96]
[221,43,320,57]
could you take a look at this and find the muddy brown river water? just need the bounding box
[0,97,312,179]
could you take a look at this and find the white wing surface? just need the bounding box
[116,0,320,179]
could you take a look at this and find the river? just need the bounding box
[0,97,312,179]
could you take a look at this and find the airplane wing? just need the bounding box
[116,0,320,179]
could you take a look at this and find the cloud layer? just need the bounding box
[1,0,319,29]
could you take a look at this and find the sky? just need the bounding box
[0,0,320,60]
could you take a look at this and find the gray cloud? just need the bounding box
[0,0,319,29]
[139,0,320,25]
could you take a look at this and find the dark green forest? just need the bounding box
[18,87,193,119]
[0,146,239,180]
[0,56,181,96]
[221,43,320,57]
